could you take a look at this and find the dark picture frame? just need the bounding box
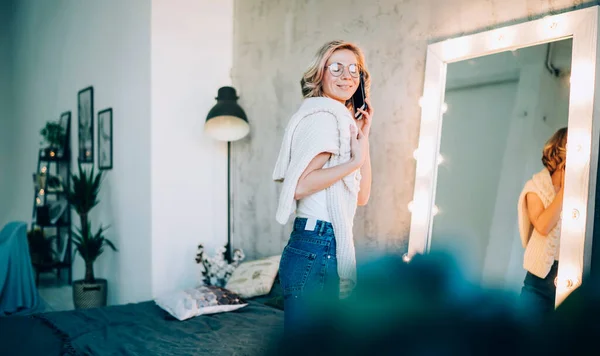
[77,86,94,163]
[58,111,71,158]
[98,108,113,170]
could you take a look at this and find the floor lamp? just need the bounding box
[204,86,250,262]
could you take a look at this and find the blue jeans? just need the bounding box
[278,217,339,334]
[520,261,558,319]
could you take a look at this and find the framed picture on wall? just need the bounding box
[77,86,94,163]
[58,111,71,158]
[98,108,113,170]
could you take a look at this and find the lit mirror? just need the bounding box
[430,39,572,297]
[407,6,600,310]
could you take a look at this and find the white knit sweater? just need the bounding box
[517,168,561,278]
[273,97,361,285]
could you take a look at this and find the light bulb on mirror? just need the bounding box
[543,15,560,32]
[432,205,439,216]
[413,148,443,166]
[442,103,448,114]
[571,209,580,220]
[554,276,580,289]
[402,253,411,263]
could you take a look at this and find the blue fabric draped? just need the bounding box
[0,221,42,316]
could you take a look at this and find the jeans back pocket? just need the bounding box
[279,245,317,297]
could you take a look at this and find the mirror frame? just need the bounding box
[407,5,600,307]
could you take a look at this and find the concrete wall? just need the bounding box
[230,0,598,265]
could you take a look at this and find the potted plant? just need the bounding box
[40,121,65,157]
[66,164,117,309]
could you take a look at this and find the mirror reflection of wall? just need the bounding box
[429,38,572,294]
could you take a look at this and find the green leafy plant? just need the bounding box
[66,164,117,283]
[73,220,116,282]
[40,121,65,148]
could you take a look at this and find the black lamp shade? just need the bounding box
[205,87,250,142]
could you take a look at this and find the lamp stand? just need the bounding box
[225,140,232,263]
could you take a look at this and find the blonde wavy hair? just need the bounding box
[300,40,371,109]
[542,127,568,174]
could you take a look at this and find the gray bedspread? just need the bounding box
[33,300,284,356]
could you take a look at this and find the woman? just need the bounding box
[272,40,373,333]
[518,127,567,317]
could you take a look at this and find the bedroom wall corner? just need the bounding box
[10,0,153,305]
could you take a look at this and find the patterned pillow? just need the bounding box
[154,285,247,321]
[225,255,281,298]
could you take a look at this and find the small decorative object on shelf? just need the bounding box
[39,120,66,158]
[195,244,245,287]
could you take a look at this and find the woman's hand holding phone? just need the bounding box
[355,97,373,138]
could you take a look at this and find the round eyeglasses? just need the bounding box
[326,62,360,78]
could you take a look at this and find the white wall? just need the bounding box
[0,0,14,227]
[150,0,232,298]
[431,81,517,284]
[10,0,153,305]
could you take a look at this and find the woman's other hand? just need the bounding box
[350,125,369,168]
[355,97,373,137]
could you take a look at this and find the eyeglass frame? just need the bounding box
[325,62,361,78]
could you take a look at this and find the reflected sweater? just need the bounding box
[273,97,361,285]
[517,168,561,278]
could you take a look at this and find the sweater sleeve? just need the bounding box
[518,181,536,248]
[274,112,340,224]
[291,112,339,157]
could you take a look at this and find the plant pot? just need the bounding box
[72,278,107,309]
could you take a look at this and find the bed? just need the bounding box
[0,297,284,356]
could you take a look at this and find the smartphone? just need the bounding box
[352,73,368,120]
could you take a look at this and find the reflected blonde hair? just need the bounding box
[300,40,371,109]
[542,127,568,174]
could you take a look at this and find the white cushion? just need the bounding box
[154,285,247,321]
[225,255,281,298]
